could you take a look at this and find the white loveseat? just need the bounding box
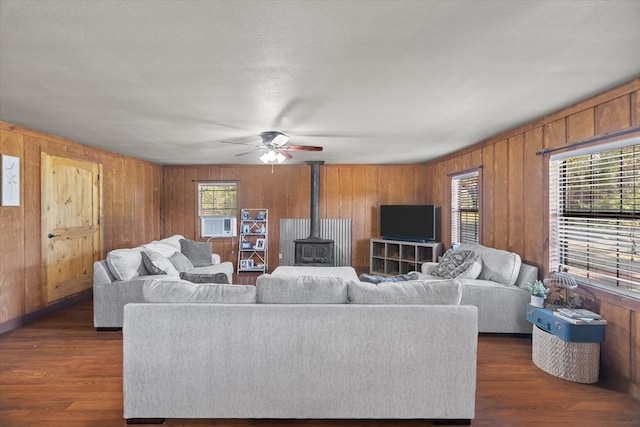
[93,234,234,329]
[417,243,538,334]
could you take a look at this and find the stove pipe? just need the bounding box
[307,161,323,239]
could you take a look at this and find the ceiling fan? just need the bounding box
[228,131,323,163]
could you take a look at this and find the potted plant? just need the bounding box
[527,280,549,308]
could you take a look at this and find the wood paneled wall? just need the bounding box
[424,78,640,399]
[162,164,427,270]
[0,122,161,328]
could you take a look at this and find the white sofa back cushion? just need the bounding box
[143,279,256,303]
[106,248,148,281]
[458,243,522,286]
[141,234,185,257]
[347,279,462,305]
[256,274,348,304]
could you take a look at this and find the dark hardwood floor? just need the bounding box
[1,296,638,427]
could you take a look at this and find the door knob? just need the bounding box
[47,233,59,238]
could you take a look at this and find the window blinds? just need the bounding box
[198,183,237,217]
[550,143,640,293]
[452,171,479,245]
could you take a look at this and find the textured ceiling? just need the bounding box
[1,0,639,165]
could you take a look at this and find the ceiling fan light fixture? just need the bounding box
[260,149,282,164]
[276,151,287,163]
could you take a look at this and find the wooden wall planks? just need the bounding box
[0,122,162,327]
[161,164,427,270]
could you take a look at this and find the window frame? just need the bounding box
[197,182,238,238]
[451,169,480,246]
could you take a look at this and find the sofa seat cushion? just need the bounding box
[143,279,256,303]
[347,279,462,305]
[142,251,180,276]
[458,243,522,286]
[256,274,348,304]
[106,248,148,281]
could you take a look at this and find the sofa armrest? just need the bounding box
[211,253,221,264]
[421,262,438,274]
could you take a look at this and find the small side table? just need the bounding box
[526,304,605,384]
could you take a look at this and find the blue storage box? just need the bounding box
[526,305,605,343]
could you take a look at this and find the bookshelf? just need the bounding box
[237,209,268,273]
[369,238,444,276]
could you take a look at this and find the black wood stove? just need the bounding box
[294,161,335,266]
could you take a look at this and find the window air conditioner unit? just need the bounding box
[201,217,237,237]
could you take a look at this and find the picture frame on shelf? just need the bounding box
[240,259,253,269]
[242,211,250,220]
[241,240,252,249]
[255,238,265,250]
[242,224,250,234]
[257,210,266,220]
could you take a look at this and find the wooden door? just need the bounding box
[42,153,101,303]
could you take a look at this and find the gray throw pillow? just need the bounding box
[141,251,179,276]
[358,273,417,284]
[347,279,462,305]
[169,251,194,272]
[180,272,229,284]
[432,250,480,279]
[180,239,213,267]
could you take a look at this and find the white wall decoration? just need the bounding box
[2,154,20,206]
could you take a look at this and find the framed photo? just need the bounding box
[242,224,250,234]
[1,154,20,206]
[242,211,250,220]
[257,210,266,220]
[240,259,254,269]
[255,238,266,250]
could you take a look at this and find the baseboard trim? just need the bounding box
[0,289,92,335]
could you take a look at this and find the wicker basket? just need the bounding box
[532,326,600,383]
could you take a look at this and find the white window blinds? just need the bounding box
[550,141,640,295]
[452,171,480,245]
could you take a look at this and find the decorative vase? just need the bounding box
[531,295,545,308]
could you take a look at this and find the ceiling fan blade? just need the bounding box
[235,151,257,157]
[278,149,293,160]
[285,145,323,152]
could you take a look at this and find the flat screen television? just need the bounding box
[380,204,438,242]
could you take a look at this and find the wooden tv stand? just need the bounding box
[369,238,444,276]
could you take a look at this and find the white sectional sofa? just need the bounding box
[123,271,478,424]
[93,234,234,329]
[416,243,539,334]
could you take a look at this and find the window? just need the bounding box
[451,171,480,245]
[198,182,238,237]
[549,139,640,296]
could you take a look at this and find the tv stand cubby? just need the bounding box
[369,238,444,276]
